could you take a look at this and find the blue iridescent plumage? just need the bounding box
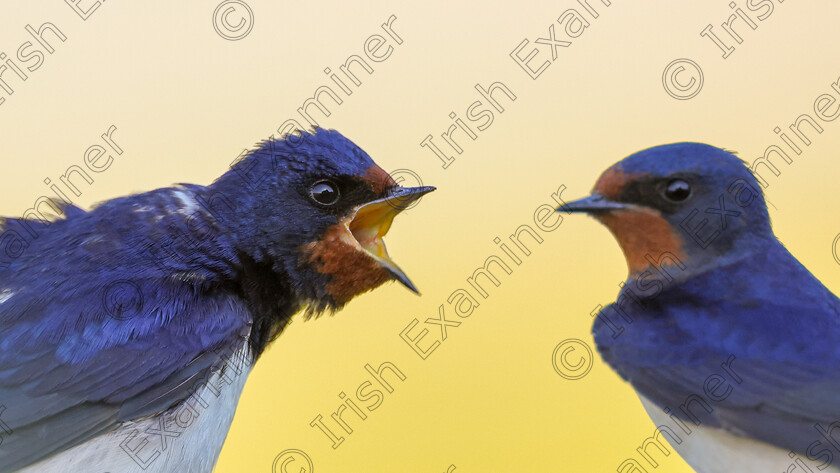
[0,128,432,472]
[563,142,840,471]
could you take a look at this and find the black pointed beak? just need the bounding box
[384,185,436,210]
[556,193,630,214]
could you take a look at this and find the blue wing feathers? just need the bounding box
[595,241,840,455]
[0,185,254,471]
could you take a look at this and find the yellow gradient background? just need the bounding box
[1,1,839,472]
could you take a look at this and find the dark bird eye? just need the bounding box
[663,179,691,202]
[309,180,340,205]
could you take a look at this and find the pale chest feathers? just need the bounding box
[637,395,840,473]
[20,342,254,473]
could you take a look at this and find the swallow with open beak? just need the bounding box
[0,128,433,473]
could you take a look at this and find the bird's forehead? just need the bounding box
[361,164,396,195]
[306,140,395,194]
[592,165,647,199]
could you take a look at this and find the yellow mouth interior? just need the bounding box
[340,197,418,293]
[347,200,398,261]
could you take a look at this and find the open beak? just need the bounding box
[345,186,436,294]
[556,193,630,214]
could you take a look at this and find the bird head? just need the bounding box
[559,143,771,280]
[206,128,434,313]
